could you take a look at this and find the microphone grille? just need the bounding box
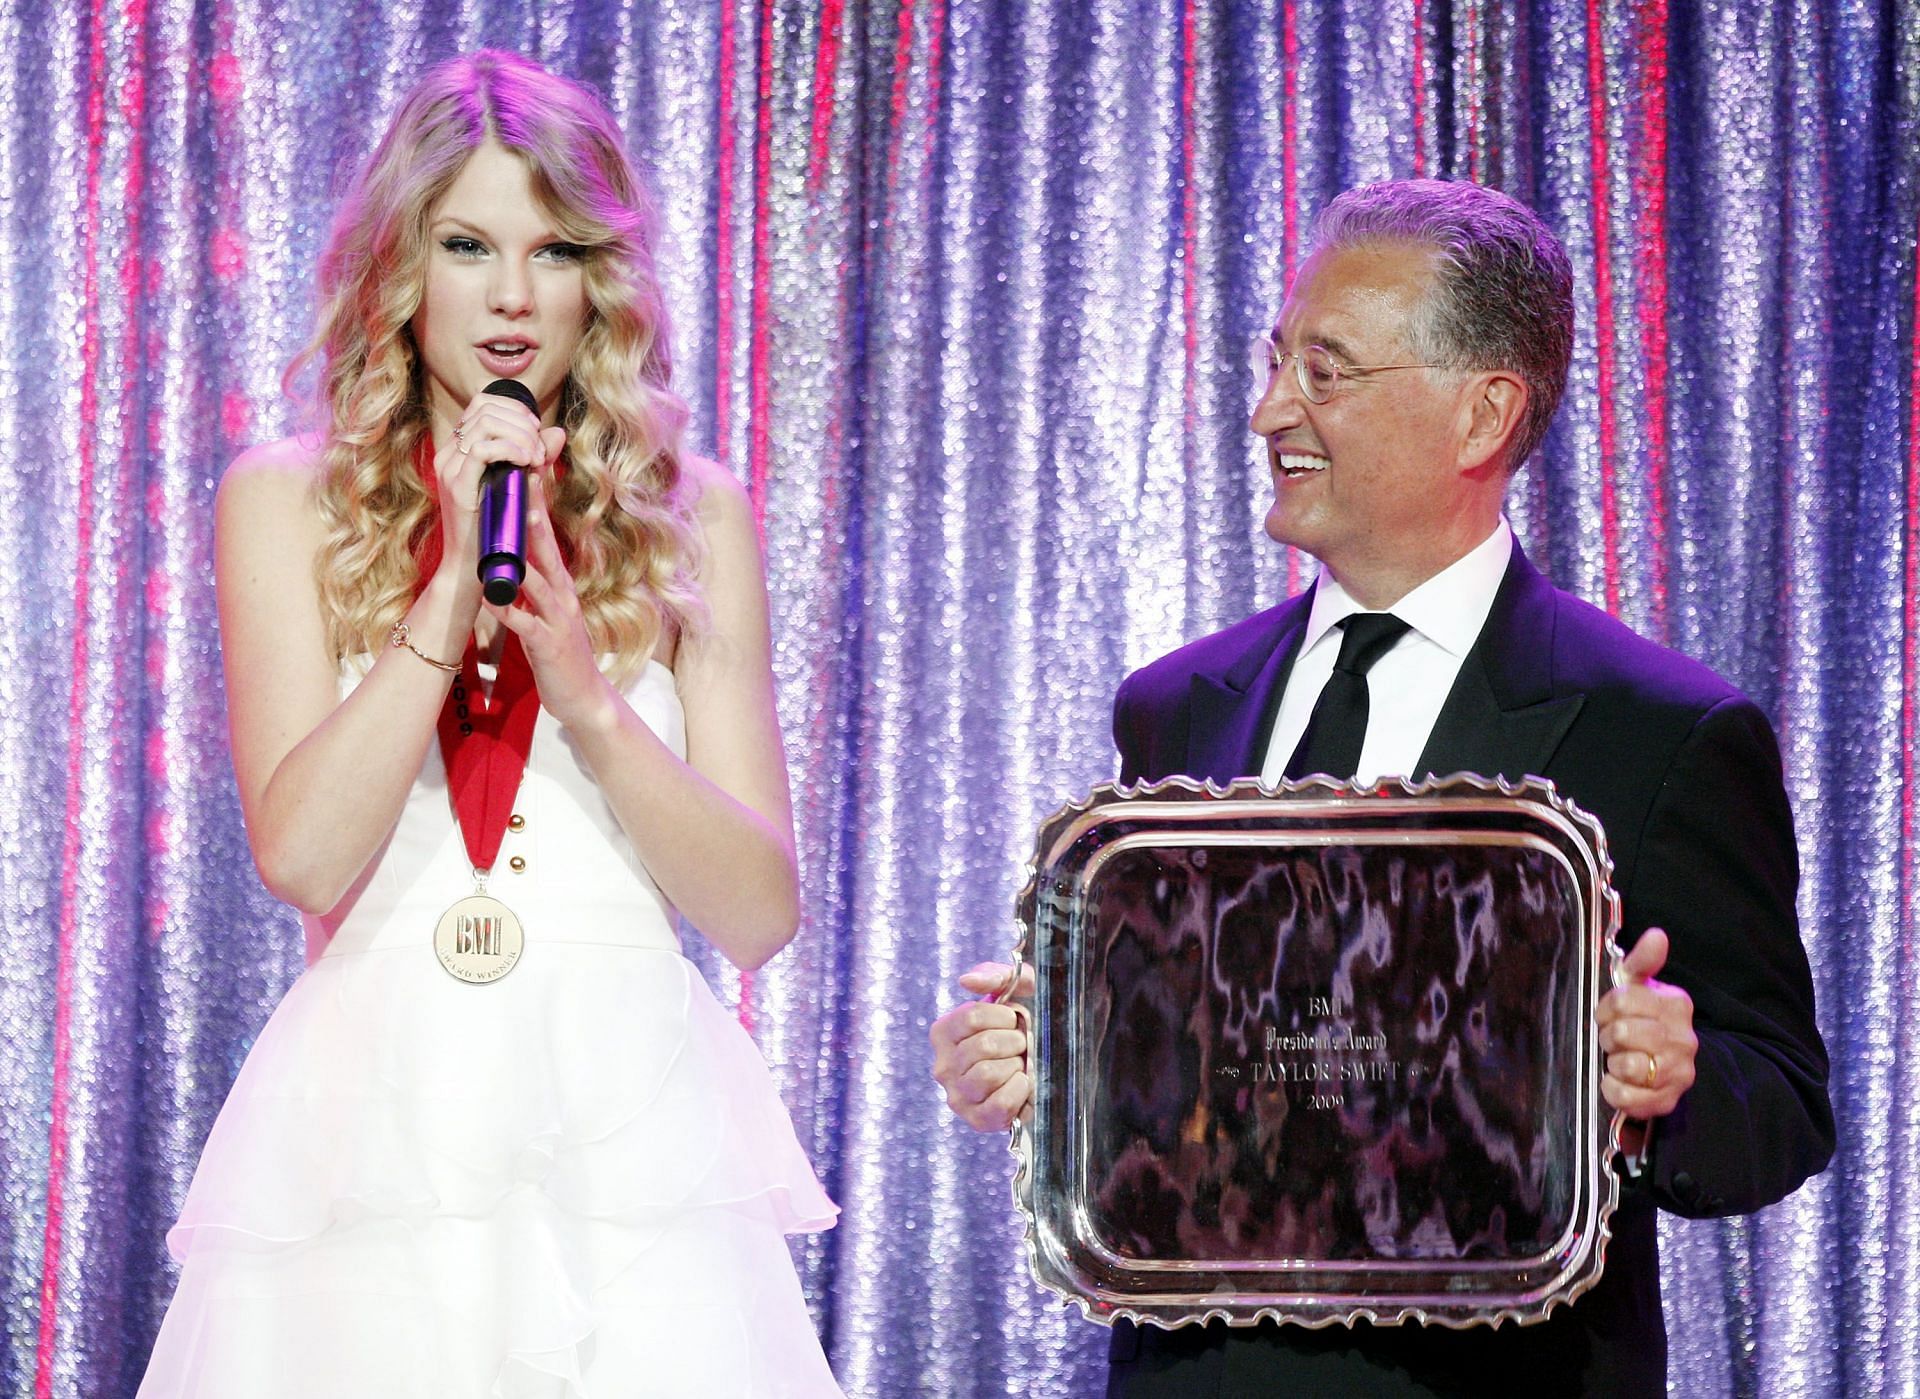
[482,379,538,414]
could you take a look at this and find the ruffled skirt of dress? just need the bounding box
[138,942,843,1398]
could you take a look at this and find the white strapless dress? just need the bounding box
[139,662,843,1398]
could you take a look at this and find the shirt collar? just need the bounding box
[1301,519,1514,659]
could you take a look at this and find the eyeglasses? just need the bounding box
[1248,332,1440,405]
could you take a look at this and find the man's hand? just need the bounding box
[1596,927,1698,1119]
[929,962,1036,1132]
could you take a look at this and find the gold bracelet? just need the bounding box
[389,621,461,674]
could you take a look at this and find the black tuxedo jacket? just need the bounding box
[1103,545,1833,1398]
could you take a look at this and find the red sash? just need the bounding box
[410,438,546,875]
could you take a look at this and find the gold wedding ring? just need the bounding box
[1645,1054,1658,1089]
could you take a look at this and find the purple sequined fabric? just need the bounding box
[1,2,1913,1395]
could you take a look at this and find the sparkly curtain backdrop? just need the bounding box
[0,0,1914,1396]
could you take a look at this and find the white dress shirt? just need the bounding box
[1259,520,1514,785]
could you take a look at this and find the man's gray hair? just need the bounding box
[1312,179,1575,471]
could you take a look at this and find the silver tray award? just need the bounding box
[1007,774,1626,1330]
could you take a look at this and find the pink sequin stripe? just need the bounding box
[1411,0,1427,177]
[806,0,845,194]
[1905,201,1920,956]
[1633,0,1671,635]
[1180,0,1199,471]
[1585,0,1622,614]
[38,0,115,1390]
[715,2,740,462]
[1282,0,1301,596]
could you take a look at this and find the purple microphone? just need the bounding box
[475,378,539,606]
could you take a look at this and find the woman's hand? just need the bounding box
[488,467,620,733]
[549,458,800,968]
[430,391,566,599]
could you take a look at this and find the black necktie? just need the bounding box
[1283,612,1412,781]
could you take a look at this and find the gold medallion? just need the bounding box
[433,893,524,984]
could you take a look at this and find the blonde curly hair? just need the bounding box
[288,49,704,674]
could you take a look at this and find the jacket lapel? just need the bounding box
[1186,594,1312,783]
[1416,543,1584,780]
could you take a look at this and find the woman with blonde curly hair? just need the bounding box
[140,50,843,1397]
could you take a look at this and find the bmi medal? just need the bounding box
[435,881,525,984]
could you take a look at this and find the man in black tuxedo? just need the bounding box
[930,179,1833,1396]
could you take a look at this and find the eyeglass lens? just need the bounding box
[1249,335,1340,405]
